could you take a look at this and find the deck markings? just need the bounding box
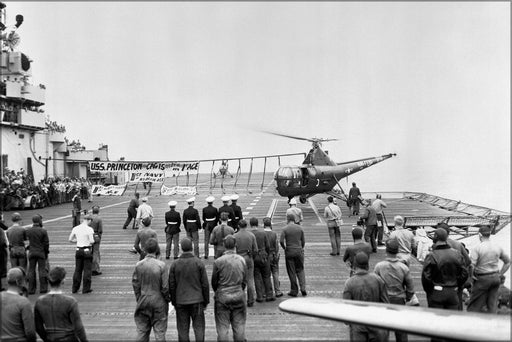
[307,198,324,224]
[22,199,131,228]
[266,199,279,219]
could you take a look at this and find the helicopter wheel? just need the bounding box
[299,196,307,204]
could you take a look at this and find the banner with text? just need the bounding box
[160,184,197,196]
[88,161,200,182]
[91,184,127,196]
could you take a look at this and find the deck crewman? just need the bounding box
[209,212,235,259]
[68,214,94,294]
[230,195,243,231]
[202,196,218,259]
[182,197,201,257]
[165,201,181,260]
[286,198,303,225]
[218,196,235,229]
[233,220,258,307]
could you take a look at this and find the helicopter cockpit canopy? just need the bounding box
[274,166,300,180]
[274,165,318,191]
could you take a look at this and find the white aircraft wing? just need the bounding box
[279,297,510,341]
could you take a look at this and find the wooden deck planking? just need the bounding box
[6,190,467,341]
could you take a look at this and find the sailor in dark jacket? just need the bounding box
[202,196,218,259]
[165,200,181,260]
[123,192,140,230]
[182,197,201,257]
[230,194,243,232]
[422,228,468,310]
[71,192,82,228]
[26,215,49,294]
[218,195,235,229]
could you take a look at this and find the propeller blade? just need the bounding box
[259,130,314,142]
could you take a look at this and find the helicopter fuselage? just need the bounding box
[274,153,396,201]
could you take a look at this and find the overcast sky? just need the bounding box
[5,2,510,211]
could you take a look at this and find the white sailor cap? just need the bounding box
[231,194,239,201]
[187,197,196,203]
[289,198,297,205]
[141,197,148,202]
[221,195,230,202]
[206,196,215,203]
[168,200,177,207]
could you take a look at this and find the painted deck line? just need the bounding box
[22,199,131,228]
[308,198,324,224]
[266,199,279,219]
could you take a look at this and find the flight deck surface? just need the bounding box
[11,188,481,341]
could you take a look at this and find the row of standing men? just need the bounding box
[123,193,243,259]
[127,193,309,342]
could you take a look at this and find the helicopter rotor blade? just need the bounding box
[258,130,314,142]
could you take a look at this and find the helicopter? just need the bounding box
[267,131,396,204]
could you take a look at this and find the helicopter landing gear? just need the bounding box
[299,196,307,204]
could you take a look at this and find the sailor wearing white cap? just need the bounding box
[135,197,153,229]
[165,200,181,259]
[230,194,243,231]
[286,197,303,225]
[182,197,201,257]
[202,196,218,259]
[218,196,236,228]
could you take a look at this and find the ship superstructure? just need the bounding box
[0,2,50,181]
[0,2,109,184]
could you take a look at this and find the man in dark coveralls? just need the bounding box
[233,219,258,307]
[169,238,209,342]
[6,212,27,271]
[230,194,243,232]
[202,196,218,259]
[218,195,235,229]
[165,200,181,260]
[26,215,49,294]
[348,182,362,216]
[250,217,275,302]
[211,235,247,342]
[89,206,103,276]
[132,238,169,342]
[209,212,235,259]
[343,227,372,277]
[280,212,307,297]
[359,201,378,253]
[182,197,201,258]
[71,192,82,228]
[263,217,283,298]
[123,192,140,230]
[343,252,389,342]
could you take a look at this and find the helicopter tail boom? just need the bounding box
[320,153,397,179]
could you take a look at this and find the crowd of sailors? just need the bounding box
[0,186,511,342]
[0,168,92,210]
